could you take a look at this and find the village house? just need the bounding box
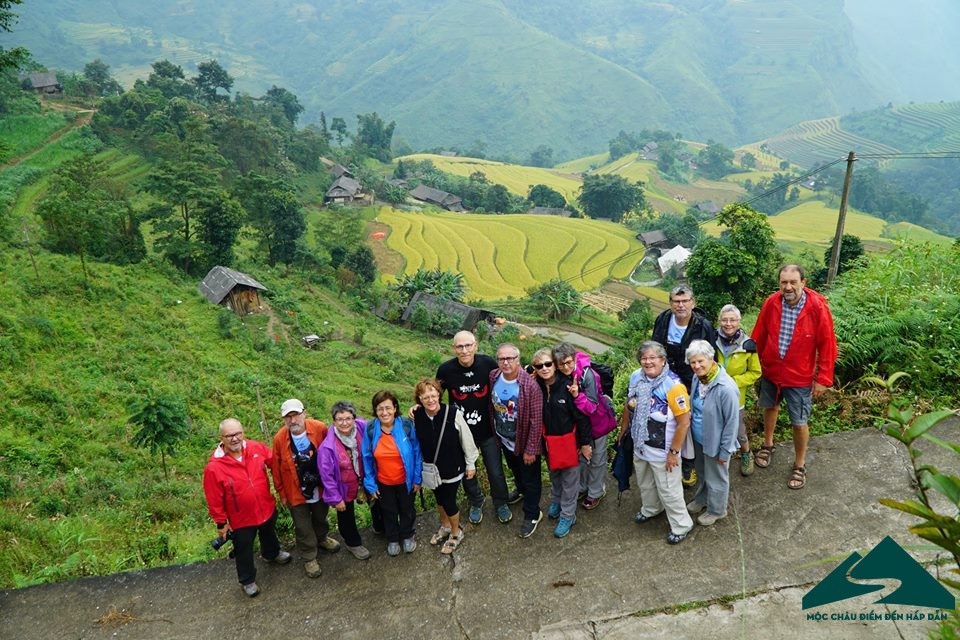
[198,266,268,316]
[28,72,62,95]
[325,175,363,205]
[409,184,465,212]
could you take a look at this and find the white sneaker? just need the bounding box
[697,512,727,526]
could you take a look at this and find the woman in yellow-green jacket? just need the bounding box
[714,304,762,477]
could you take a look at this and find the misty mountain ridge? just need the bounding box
[9,0,960,159]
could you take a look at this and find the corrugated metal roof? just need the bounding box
[197,266,267,305]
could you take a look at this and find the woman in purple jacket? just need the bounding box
[317,400,371,560]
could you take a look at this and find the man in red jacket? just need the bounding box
[203,418,291,597]
[751,265,837,490]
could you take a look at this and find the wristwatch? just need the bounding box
[669,448,680,456]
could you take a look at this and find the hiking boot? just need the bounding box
[547,502,561,519]
[402,536,417,553]
[686,499,706,514]
[682,467,697,487]
[496,504,513,524]
[242,582,260,597]
[386,542,401,557]
[740,451,755,477]
[346,545,370,560]
[318,536,341,553]
[519,510,543,539]
[697,512,727,527]
[304,559,322,578]
[262,550,292,564]
[581,490,606,510]
[507,490,523,504]
[553,515,576,538]
[468,504,483,525]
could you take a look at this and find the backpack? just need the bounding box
[591,362,615,396]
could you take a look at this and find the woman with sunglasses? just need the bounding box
[530,348,592,538]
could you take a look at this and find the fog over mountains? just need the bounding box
[10,0,960,159]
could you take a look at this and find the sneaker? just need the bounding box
[304,559,321,578]
[519,510,543,538]
[686,500,706,514]
[554,515,576,538]
[740,452,755,477]
[506,490,523,505]
[346,545,370,560]
[386,542,401,557]
[634,511,659,524]
[242,582,260,597]
[682,467,697,487]
[262,550,292,564]
[697,512,727,526]
[581,490,606,510]
[496,504,513,524]
[468,504,483,525]
[402,536,417,553]
[666,531,688,545]
[547,502,561,519]
[318,536,341,553]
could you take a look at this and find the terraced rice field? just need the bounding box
[763,117,900,169]
[702,200,950,247]
[401,154,582,203]
[375,207,644,300]
[554,153,609,174]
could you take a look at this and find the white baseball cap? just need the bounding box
[280,398,304,417]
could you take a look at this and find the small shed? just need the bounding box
[657,245,692,276]
[637,230,670,249]
[528,206,570,217]
[198,266,268,315]
[325,176,363,204]
[401,292,496,332]
[29,72,62,95]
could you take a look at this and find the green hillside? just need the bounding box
[10,0,911,159]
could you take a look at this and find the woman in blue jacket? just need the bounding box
[362,390,422,557]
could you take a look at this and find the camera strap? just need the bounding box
[288,428,317,480]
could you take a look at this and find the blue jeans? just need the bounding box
[502,446,542,521]
[462,435,511,507]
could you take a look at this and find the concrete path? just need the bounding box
[1,425,956,640]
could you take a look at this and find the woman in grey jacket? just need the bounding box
[684,340,741,526]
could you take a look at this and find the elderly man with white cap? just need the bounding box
[270,398,341,579]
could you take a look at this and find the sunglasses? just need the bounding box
[532,361,554,370]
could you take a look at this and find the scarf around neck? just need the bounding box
[335,426,361,476]
[631,363,672,446]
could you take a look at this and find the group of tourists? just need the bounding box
[202,263,837,597]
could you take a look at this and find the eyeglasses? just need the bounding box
[333,416,355,424]
[221,431,244,440]
[532,361,554,370]
[454,342,476,351]
[557,359,574,368]
[497,355,519,363]
[640,356,663,363]
[670,298,692,305]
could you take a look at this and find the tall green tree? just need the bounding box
[577,173,645,222]
[146,59,194,100]
[36,155,145,283]
[82,59,122,97]
[196,191,245,270]
[684,203,781,317]
[129,393,191,481]
[355,112,396,162]
[527,184,566,209]
[234,173,305,265]
[193,60,233,104]
[263,85,303,127]
[0,0,28,74]
[696,140,736,179]
[527,145,554,168]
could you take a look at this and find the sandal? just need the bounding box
[430,526,452,545]
[754,445,774,469]
[788,466,806,490]
[440,530,464,554]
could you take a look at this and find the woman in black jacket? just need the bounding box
[530,348,592,539]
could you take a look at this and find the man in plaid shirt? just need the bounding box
[751,265,837,490]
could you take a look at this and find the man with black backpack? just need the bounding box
[270,399,341,579]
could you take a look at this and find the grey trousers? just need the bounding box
[549,465,581,519]
[578,434,609,499]
[692,440,731,517]
[635,455,693,536]
[289,500,331,562]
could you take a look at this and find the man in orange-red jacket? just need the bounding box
[270,399,341,580]
[203,418,291,598]
[751,264,837,491]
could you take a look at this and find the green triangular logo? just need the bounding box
[802,536,956,610]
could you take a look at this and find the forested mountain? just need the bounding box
[10,0,960,160]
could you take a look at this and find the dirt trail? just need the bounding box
[1,106,94,171]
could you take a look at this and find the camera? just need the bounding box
[210,530,234,551]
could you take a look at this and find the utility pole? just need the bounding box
[826,151,856,286]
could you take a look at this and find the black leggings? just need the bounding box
[432,481,459,517]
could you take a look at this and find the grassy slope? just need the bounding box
[0,249,451,588]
